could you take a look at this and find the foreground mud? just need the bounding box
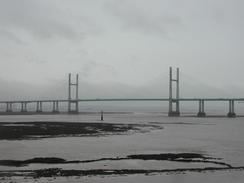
[1,119,244,182]
[0,122,162,140]
[0,153,243,178]
[1,167,244,179]
[0,153,231,167]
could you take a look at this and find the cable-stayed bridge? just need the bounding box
[0,68,243,117]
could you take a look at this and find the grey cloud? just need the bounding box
[0,28,24,44]
[79,60,97,78]
[0,0,243,99]
[104,0,182,35]
[0,0,79,40]
[26,56,48,64]
[79,59,117,79]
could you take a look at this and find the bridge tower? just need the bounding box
[168,67,180,117]
[68,73,79,114]
[227,100,236,117]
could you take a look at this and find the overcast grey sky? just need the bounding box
[0,0,243,99]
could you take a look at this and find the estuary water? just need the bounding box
[0,101,244,182]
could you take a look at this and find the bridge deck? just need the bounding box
[0,98,244,104]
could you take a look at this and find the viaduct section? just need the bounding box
[0,68,242,117]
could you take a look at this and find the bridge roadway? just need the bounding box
[0,98,242,117]
[1,69,241,117]
[0,98,244,103]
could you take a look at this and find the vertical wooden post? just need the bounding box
[101,110,104,121]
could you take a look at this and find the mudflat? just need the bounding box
[0,121,162,140]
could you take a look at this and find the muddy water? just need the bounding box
[0,103,244,182]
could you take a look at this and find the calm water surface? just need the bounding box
[0,102,244,182]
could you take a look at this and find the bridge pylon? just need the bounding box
[168,67,180,117]
[227,100,236,118]
[197,100,206,117]
[68,73,79,114]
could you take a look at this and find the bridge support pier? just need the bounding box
[68,101,79,114]
[168,67,180,117]
[21,102,27,112]
[197,100,206,117]
[52,101,60,113]
[227,100,236,118]
[168,101,180,116]
[36,101,43,113]
[6,102,13,113]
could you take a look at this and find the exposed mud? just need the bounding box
[0,158,67,167]
[1,166,244,178]
[1,121,243,179]
[0,122,162,140]
[0,153,222,166]
[148,122,215,125]
[1,152,241,178]
[126,153,232,168]
[0,153,232,168]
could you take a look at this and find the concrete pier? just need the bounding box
[227,100,236,118]
[197,100,206,117]
[52,101,59,113]
[21,102,27,112]
[6,102,13,113]
[36,101,43,113]
[68,101,79,113]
